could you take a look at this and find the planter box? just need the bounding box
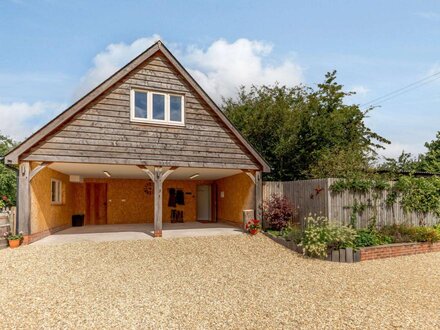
[359,241,440,261]
[264,231,440,262]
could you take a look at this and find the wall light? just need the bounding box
[103,171,111,178]
[189,173,199,179]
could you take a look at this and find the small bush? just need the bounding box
[263,194,295,231]
[354,229,392,248]
[300,215,356,258]
[413,226,440,243]
[379,224,440,243]
[282,224,302,244]
[380,224,416,243]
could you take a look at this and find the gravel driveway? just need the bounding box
[1,234,440,329]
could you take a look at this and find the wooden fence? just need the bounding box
[263,179,439,228]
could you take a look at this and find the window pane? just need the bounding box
[134,91,147,118]
[152,94,165,120]
[170,95,182,122]
[51,181,56,202]
[57,182,62,203]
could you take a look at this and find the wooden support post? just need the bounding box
[153,167,163,237]
[18,162,31,236]
[255,171,263,225]
[139,166,177,237]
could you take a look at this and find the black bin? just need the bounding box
[72,214,85,227]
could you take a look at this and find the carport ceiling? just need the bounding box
[48,163,242,180]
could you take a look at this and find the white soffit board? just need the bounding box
[49,163,242,180]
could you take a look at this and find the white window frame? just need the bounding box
[51,179,63,205]
[130,89,185,126]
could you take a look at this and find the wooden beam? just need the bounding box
[255,171,263,225]
[18,162,31,236]
[29,162,52,181]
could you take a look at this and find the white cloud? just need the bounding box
[427,62,440,76]
[184,38,303,102]
[416,11,440,21]
[74,36,303,103]
[377,142,427,160]
[350,85,369,96]
[0,101,66,141]
[74,35,162,99]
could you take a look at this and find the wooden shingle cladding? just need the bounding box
[19,51,262,170]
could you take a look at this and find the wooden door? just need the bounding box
[85,183,108,225]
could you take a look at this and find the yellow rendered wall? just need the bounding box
[215,172,255,225]
[30,163,74,234]
[30,171,250,229]
[74,179,213,224]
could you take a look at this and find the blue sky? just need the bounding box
[0,0,439,159]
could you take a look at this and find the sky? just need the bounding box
[0,0,439,159]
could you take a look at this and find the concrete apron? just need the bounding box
[31,222,243,246]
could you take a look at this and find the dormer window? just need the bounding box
[130,89,184,125]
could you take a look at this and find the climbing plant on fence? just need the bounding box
[330,176,440,223]
[386,176,440,217]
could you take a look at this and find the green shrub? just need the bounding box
[300,215,356,258]
[354,229,392,248]
[379,224,440,243]
[380,224,415,243]
[282,224,302,244]
[413,226,440,243]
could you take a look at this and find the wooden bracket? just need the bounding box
[138,165,178,183]
[29,162,52,181]
[242,170,256,184]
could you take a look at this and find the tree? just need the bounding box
[419,131,440,173]
[379,151,419,173]
[0,134,18,206]
[223,71,389,180]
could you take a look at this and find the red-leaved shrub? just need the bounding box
[263,194,295,231]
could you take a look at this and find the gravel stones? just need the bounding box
[1,234,439,329]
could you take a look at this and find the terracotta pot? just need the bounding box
[8,239,20,249]
[249,229,259,235]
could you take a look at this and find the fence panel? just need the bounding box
[263,179,329,227]
[264,179,439,228]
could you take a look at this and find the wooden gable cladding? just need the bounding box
[21,51,260,170]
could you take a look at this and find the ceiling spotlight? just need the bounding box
[189,173,199,179]
[103,171,111,178]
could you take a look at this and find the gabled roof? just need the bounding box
[5,41,270,172]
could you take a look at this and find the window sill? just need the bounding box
[130,118,185,127]
[51,202,64,206]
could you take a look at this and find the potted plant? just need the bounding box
[246,219,261,235]
[3,231,23,249]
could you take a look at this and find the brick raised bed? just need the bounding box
[264,231,440,262]
[360,242,440,261]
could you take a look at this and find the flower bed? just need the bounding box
[264,216,440,262]
[265,231,440,262]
